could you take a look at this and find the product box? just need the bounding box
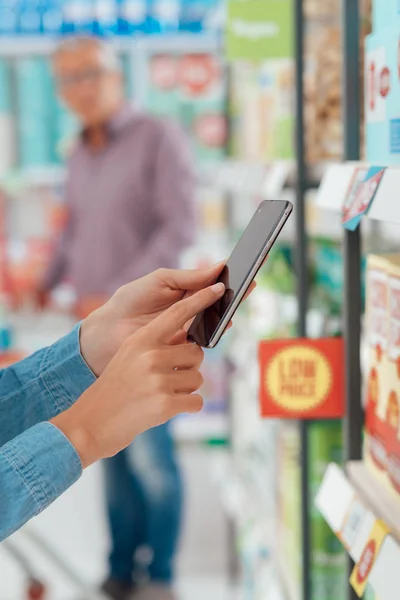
[365,254,400,497]
[229,59,294,161]
[372,0,400,33]
[365,21,400,165]
[308,421,346,600]
[146,52,227,163]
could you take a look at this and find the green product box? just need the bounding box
[309,421,346,600]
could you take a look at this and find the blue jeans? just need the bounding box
[104,423,182,585]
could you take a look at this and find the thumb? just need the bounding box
[147,282,225,344]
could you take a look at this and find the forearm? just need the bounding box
[0,325,95,447]
[0,422,82,541]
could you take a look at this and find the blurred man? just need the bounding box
[41,36,196,600]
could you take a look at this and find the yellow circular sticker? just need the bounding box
[265,345,332,412]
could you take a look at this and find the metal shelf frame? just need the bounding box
[342,1,364,599]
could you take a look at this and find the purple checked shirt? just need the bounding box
[44,105,196,296]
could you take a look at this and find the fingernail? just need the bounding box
[211,282,225,295]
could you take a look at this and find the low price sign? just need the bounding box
[259,338,345,419]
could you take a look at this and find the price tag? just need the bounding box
[350,519,390,597]
[339,498,368,551]
[342,166,386,230]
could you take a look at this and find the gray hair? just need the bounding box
[53,36,121,72]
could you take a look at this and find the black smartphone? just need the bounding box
[187,199,293,348]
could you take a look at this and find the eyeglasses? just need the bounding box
[55,67,107,90]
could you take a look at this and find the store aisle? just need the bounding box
[0,444,233,600]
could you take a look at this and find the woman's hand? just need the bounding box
[79,263,225,376]
[52,282,225,468]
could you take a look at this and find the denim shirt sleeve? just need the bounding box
[0,324,96,541]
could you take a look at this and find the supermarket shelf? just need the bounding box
[316,463,400,600]
[0,36,137,57]
[135,32,221,53]
[347,461,400,541]
[316,162,400,224]
[0,33,219,58]
[274,554,300,600]
[172,413,228,444]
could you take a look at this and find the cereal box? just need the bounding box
[365,254,400,496]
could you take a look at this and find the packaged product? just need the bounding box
[365,254,400,497]
[372,0,399,32]
[308,421,346,600]
[16,58,53,168]
[146,52,227,163]
[365,20,400,165]
[0,60,15,177]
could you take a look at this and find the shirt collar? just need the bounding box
[81,103,137,145]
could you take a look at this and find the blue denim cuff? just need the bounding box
[1,422,82,516]
[40,323,96,413]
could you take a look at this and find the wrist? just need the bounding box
[79,311,109,377]
[51,406,98,469]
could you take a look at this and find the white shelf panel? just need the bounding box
[0,34,218,58]
[316,162,400,225]
[172,413,228,443]
[316,462,400,600]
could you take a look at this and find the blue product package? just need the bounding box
[16,58,53,168]
[118,0,147,34]
[180,0,218,32]
[147,0,180,34]
[62,0,95,33]
[0,1,19,35]
[18,0,42,34]
[372,0,400,32]
[41,0,64,35]
[366,21,400,165]
[93,0,118,35]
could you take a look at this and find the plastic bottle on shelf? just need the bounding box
[41,0,64,35]
[18,0,43,35]
[0,1,19,35]
[16,57,53,168]
[0,60,15,177]
[118,0,147,35]
[62,0,95,33]
[93,0,118,35]
[147,0,180,34]
[179,0,219,33]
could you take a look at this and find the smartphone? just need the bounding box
[187,199,293,348]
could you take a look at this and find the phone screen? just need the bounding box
[188,200,291,347]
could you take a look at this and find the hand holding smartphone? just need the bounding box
[187,199,293,348]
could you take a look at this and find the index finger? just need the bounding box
[147,282,225,344]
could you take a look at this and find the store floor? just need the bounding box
[0,445,235,600]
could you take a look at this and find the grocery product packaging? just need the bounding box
[229,60,294,161]
[365,254,400,497]
[372,0,399,32]
[16,58,53,168]
[0,60,15,177]
[118,0,147,34]
[0,1,18,34]
[308,421,346,600]
[365,21,400,165]
[146,52,227,163]
[277,423,302,599]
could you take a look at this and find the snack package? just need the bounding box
[365,20,400,165]
[372,0,399,32]
[365,254,400,497]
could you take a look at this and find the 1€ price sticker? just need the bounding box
[350,519,390,597]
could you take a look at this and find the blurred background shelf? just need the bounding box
[316,463,400,600]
